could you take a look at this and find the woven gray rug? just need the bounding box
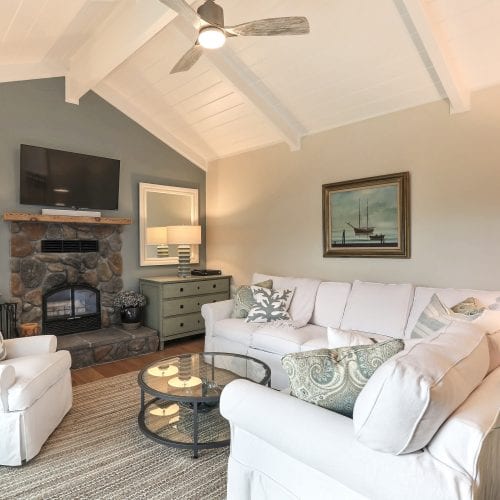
[0,372,228,499]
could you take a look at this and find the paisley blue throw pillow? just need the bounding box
[282,339,404,418]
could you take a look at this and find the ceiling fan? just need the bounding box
[169,0,310,74]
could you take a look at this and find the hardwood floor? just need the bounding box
[71,335,205,386]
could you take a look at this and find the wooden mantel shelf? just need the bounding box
[3,212,132,225]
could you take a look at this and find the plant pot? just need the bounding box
[121,306,142,330]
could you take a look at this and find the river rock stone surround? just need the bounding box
[9,222,124,329]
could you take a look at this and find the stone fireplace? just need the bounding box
[9,222,123,331]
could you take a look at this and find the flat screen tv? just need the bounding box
[20,144,120,210]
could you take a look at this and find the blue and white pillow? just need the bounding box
[245,286,295,323]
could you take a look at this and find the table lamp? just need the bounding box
[166,225,202,277]
[146,226,169,257]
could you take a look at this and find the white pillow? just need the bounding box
[327,328,377,348]
[252,273,321,327]
[0,331,6,361]
[353,321,489,455]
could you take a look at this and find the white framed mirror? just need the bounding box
[139,183,199,266]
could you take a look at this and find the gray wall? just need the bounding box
[0,78,206,298]
[207,84,500,291]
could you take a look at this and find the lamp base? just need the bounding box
[177,245,192,277]
[157,244,169,258]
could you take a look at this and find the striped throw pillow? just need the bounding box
[411,294,453,338]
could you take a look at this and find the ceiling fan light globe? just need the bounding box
[198,26,226,49]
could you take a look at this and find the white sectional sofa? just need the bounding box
[201,274,500,500]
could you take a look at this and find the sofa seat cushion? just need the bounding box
[213,318,260,346]
[251,324,326,355]
[353,321,489,454]
[301,336,329,351]
[3,350,71,411]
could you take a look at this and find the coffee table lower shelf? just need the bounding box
[138,395,230,458]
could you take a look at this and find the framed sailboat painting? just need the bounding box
[322,172,410,258]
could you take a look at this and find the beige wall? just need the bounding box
[206,85,500,290]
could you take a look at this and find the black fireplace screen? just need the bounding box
[43,284,101,335]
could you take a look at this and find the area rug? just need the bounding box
[0,372,228,499]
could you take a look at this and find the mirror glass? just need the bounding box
[139,183,199,266]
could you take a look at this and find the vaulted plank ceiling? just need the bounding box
[1,0,500,170]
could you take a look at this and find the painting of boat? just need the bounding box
[347,200,374,235]
[369,234,386,243]
[322,171,410,257]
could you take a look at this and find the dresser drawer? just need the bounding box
[162,282,198,299]
[163,292,228,317]
[194,279,230,295]
[162,313,203,336]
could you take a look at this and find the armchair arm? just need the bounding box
[4,335,57,359]
[201,299,234,351]
[0,365,15,412]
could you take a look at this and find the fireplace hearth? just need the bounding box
[43,284,101,335]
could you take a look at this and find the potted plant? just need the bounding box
[113,290,147,330]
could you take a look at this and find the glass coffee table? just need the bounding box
[138,352,271,457]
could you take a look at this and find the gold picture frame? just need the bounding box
[322,172,410,258]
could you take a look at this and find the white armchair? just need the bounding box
[0,335,72,466]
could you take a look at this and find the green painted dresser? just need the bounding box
[139,275,231,349]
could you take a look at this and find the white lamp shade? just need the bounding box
[146,226,168,245]
[166,225,202,245]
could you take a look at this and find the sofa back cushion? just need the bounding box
[353,321,489,454]
[407,287,500,372]
[405,287,500,336]
[252,273,321,327]
[340,281,414,338]
[311,282,351,328]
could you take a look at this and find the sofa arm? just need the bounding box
[4,335,57,359]
[427,366,500,481]
[201,299,234,351]
[220,379,356,477]
[0,365,15,412]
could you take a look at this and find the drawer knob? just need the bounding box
[180,287,184,292]
[180,322,184,327]
[197,286,200,290]
[213,284,216,288]
[197,320,200,324]
[180,305,184,309]
[197,302,200,306]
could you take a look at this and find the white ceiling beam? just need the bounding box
[95,81,209,170]
[166,4,305,151]
[0,62,65,83]
[158,0,200,27]
[399,0,470,114]
[65,0,178,105]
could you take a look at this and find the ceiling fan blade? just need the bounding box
[170,44,203,74]
[225,17,309,37]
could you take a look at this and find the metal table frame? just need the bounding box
[138,351,271,458]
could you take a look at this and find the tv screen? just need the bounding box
[20,144,120,210]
